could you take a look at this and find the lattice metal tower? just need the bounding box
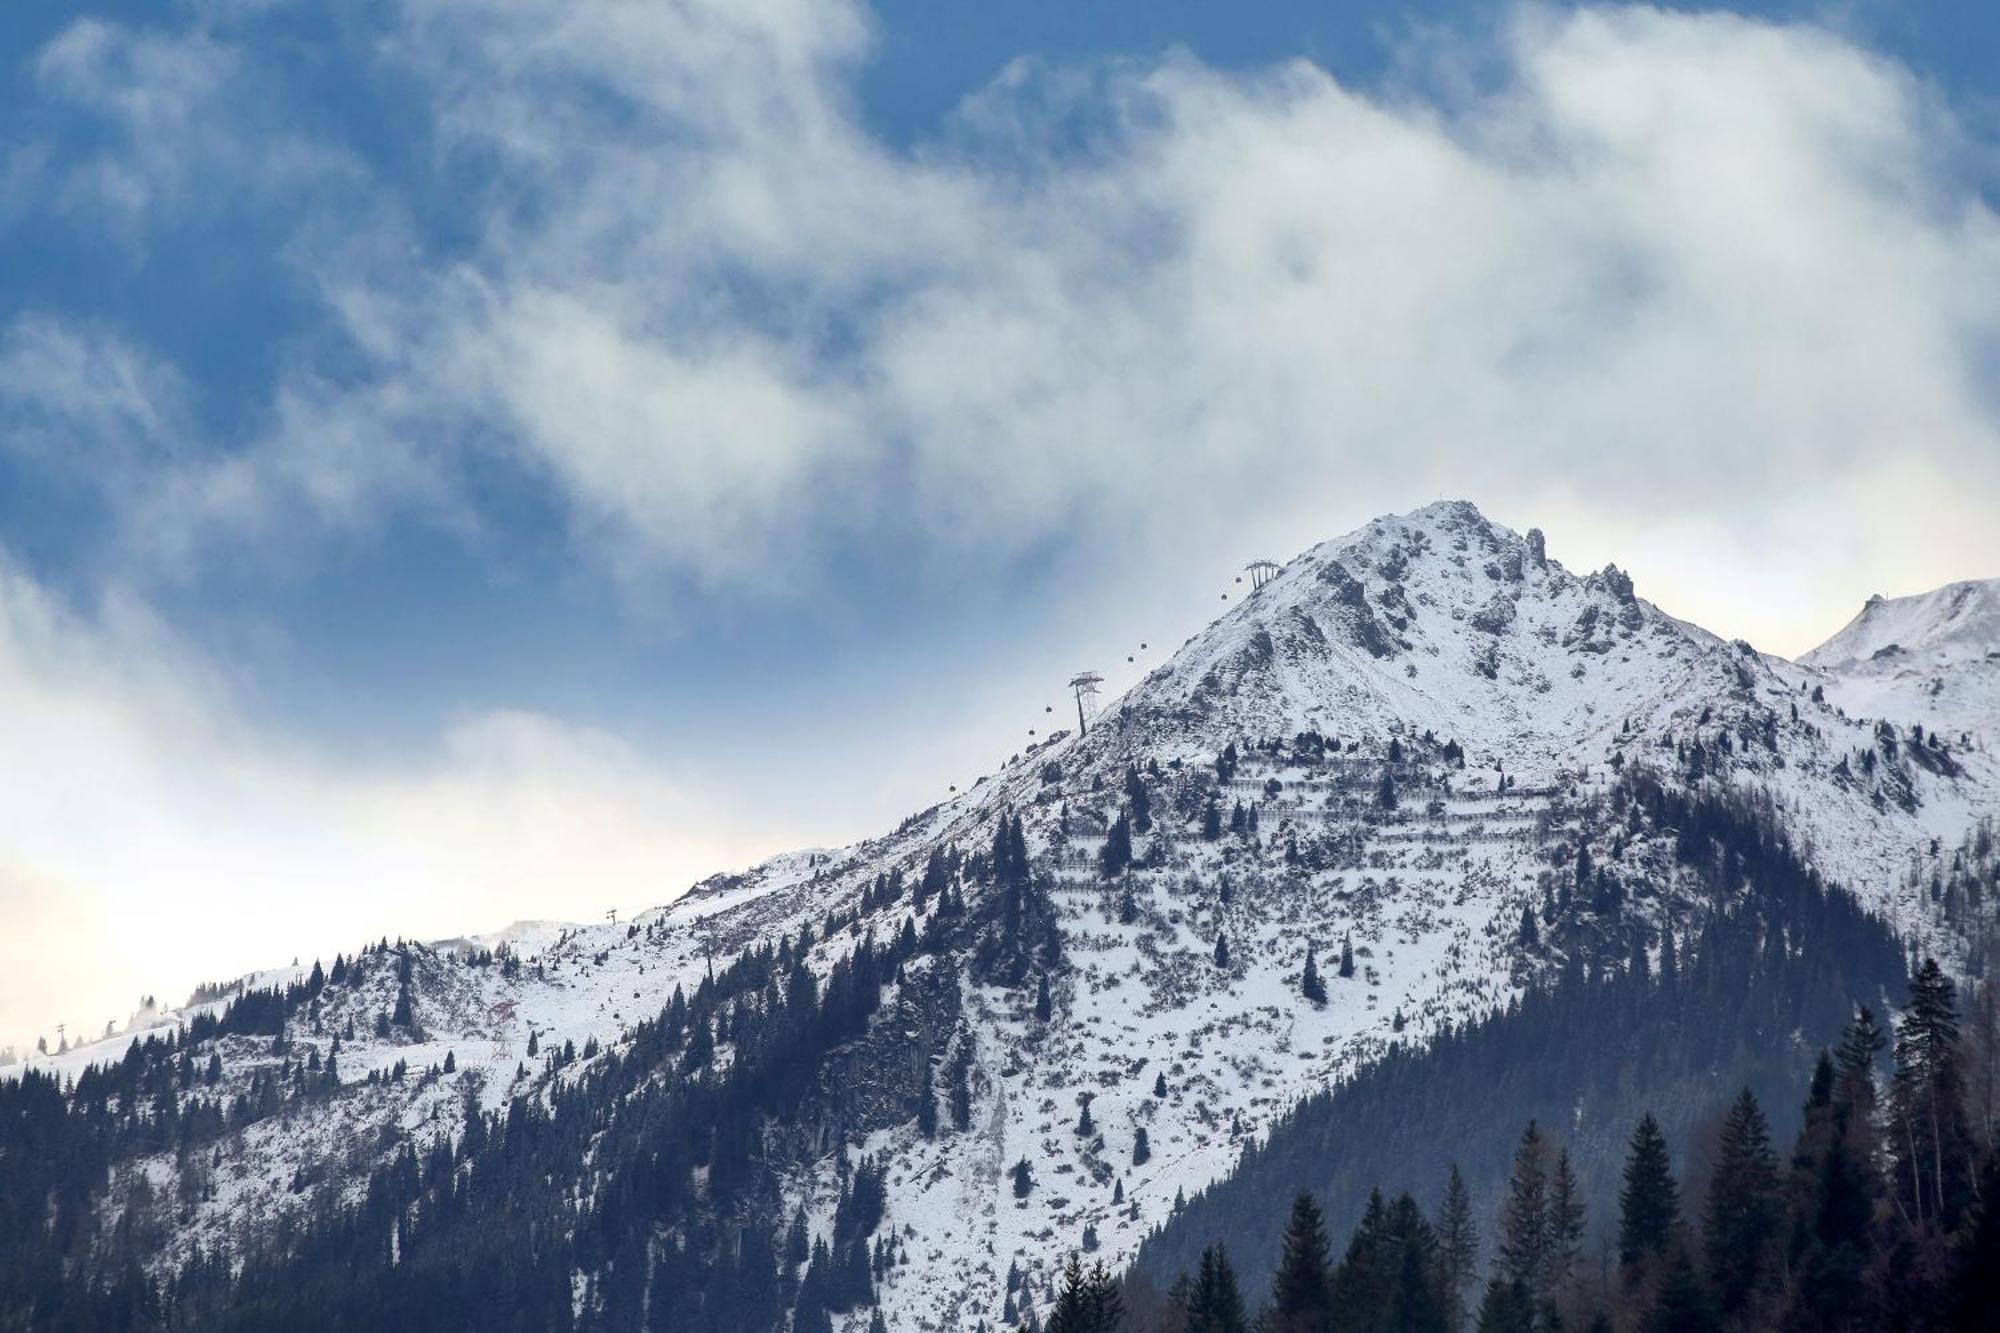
[1068,671,1105,738]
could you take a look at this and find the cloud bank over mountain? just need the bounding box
[6,3,1996,617]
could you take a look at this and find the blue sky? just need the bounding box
[2,0,1997,1049]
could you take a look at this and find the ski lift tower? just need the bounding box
[1068,672,1105,739]
[1246,560,1280,592]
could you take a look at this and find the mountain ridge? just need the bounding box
[1803,577,2000,671]
[6,499,1997,1332]
[1801,575,2000,744]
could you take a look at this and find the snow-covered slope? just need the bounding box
[1803,578,2000,742]
[12,502,1998,1331]
[1805,579,2000,671]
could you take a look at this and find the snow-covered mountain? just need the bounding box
[1803,577,2000,742]
[10,501,1998,1331]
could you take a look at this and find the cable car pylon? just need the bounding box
[1067,672,1104,738]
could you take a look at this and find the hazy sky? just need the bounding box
[1,0,1997,1053]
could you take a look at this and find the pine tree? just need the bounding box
[1153,1071,1168,1099]
[1781,1012,1884,1333]
[1187,1245,1248,1333]
[1331,1188,1394,1325]
[1887,958,1975,1230]
[1701,1088,1778,1317]
[1202,799,1222,841]
[1013,1159,1034,1198]
[1495,1121,1550,1296]
[918,845,948,915]
[1077,1098,1095,1139]
[1834,1005,1886,1112]
[1301,945,1327,1006]
[1214,933,1230,969]
[1270,1193,1333,1333]
[1119,887,1139,925]
[1133,1127,1151,1165]
[1047,1254,1096,1333]
[1619,1113,1680,1270]
[1101,814,1134,879]
[1437,1165,1478,1332]
[1547,1148,1585,1293]
[1338,935,1355,979]
[991,810,1028,890]
[1385,1192,1448,1333]
[1036,972,1054,1023]
[1124,765,1153,833]
[1087,1260,1125,1329]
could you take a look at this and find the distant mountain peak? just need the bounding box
[1803,577,2000,671]
[1803,576,2000,739]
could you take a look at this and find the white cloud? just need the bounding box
[15,3,1998,645]
[448,285,864,584]
[0,315,193,470]
[0,563,781,1050]
[273,3,2000,641]
[31,17,360,247]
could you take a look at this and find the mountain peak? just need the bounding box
[1085,500,1760,775]
[1802,577,2000,738]
[1402,497,1498,528]
[1317,498,1508,553]
[1802,577,2000,671]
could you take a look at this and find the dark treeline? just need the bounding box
[1,763,1982,1333]
[1132,779,1907,1302]
[6,926,916,1331]
[0,939,434,1328]
[0,811,1073,1332]
[1076,958,1998,1332]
